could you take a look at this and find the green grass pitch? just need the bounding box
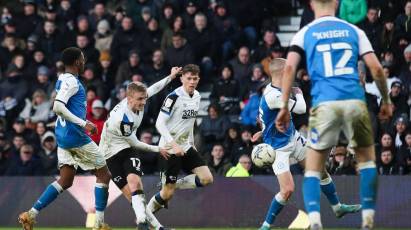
[0,228,408,230]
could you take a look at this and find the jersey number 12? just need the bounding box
[316,42,354,77]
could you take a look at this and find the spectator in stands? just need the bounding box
[376,132,395,157]
[253,29,281,62]
[161,15,184,51]
[105,85,127,111]
[395,1,411,40]
[212,1,241,62]
[18,0,42,39]
[74,15,94,44]
[143,49,169,85]
[231,126,253,164]
[82,64,107,101]
[19,89,50,126]
[225,154,252,177]
[390,81,409,120]
[11,118,36,148]
[57,0,76,29]
[141,18,163,63]
[359,6,382,52]
[76,33,100,66]
[159,3,175,31]
[398,131,411,174]
[115,49,144,87]
[229,46,252,82]
[240,84,265,128]
[37,20,66,62]
[182,1,199,30]
[377,148,402,175]
[5,144,43,176]
[0,33,24,71]
[242,64,267,99]
[27,50,50,83]
[399,62,411,95]
[165,32,195,67]
[10,134,25,157]
[327,145,356,175]
[37,131,58,175]
[0,64,28,106]
[338,0,367,25]
[186,13,217,81]
[86,100,107,145]
[261,45,285,77]
[110,16,141,64]
[210,64,241,114]
[207,144,232,176]
[138,130,159,174]
[94,20,113,53]
[0,131,11,175]
[379,18,396,55]
[88,2,113,32]
[97,51,116,92]
[200,104,231,152]
[223,124,241,157]
[393,115,408,148]
[33,121,47,147]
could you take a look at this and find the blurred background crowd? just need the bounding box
[0,0,410,177]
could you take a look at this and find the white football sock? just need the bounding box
[175,174,197,190]
[132,194,147,224]
[95,210,104,227]
[308,211,322,228]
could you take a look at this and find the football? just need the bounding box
[251,143,276,168]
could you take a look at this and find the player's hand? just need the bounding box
[275,108,290,133]
[378,103,393,122]
[84,120,97,135]
[171,142,185,156]
[251,131,262,143]
[159,147,170,160]
[291,87,302,95]
[170,67,182,79]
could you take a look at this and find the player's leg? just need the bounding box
[18,148,76,230]
[175,148,213,189]
[147,155,180,214]
[260,147,293,229]
[304,103,341,229]
[76,142,111,230]
[319,170,361,218]
[344,101,377,229]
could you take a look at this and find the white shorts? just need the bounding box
[307,100,374,150]
[272,131,306,175]
[58,142,106,171]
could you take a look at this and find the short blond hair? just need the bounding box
[269,58,286,78]
[126,82,147,96]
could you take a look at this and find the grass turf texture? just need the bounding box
[0,228,408,230]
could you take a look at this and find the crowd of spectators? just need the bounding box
[0,0,411,176]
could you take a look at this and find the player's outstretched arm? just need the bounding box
[363,52,393,120]
[147,66,182,98]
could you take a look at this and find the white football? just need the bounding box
[251,143,276,168]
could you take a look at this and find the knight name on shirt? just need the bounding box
[312,30,349,40]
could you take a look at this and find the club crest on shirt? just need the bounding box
[120,122,133,136]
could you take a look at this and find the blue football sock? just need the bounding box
[154,192,166,206]
[359,162,377,210]
[303,171,321,214]
[33,181,63,211]
[264,193,286,225]
[320,177,340,206]
[95,183,109,212]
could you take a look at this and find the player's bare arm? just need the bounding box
[362,52,393,121]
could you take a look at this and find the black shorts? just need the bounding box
[106,148,143,189]
[160,147,206,184]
